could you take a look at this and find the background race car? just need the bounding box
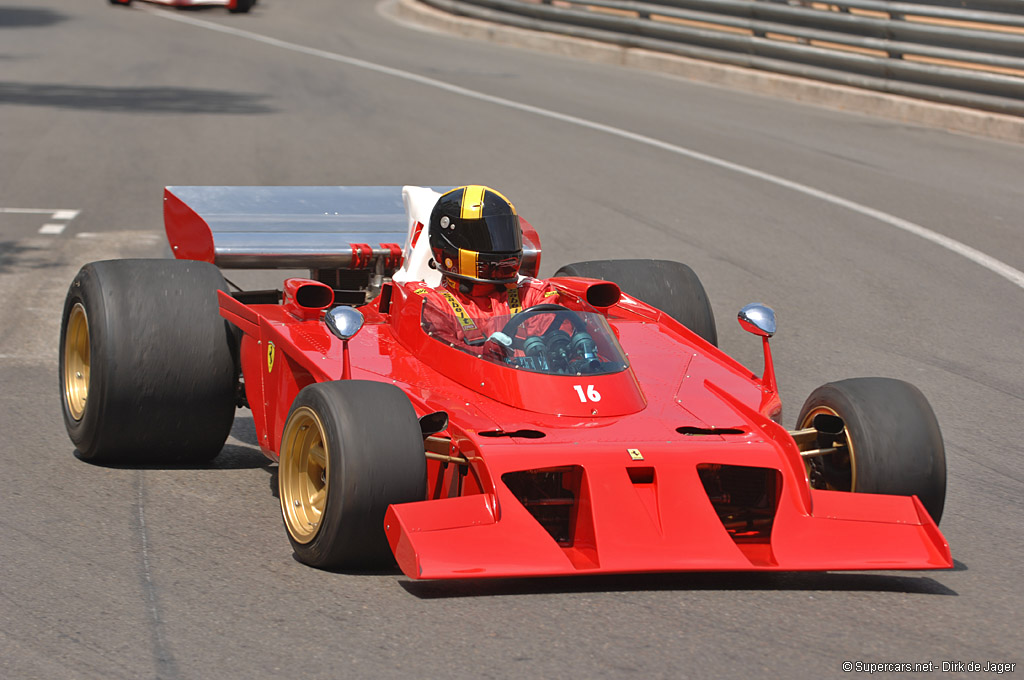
[108,0,256,13]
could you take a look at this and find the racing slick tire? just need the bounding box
[797,377,946,524]
[553,259,718,346]
[59,259,237,464]
[108,0,131,6]
[279,381,427,570]
[229,0,256,12]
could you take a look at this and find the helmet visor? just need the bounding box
[476,213,522,252]
[446,213,522,253]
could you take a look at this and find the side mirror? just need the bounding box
[738,303,778,397]
[325,306,364,341]
[738,303,776,338]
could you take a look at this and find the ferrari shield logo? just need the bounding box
[628,448,644,461]
[267,342,276,373]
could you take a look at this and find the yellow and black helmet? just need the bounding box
[429,185,523,285]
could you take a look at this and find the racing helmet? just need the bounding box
[429,185,523,286]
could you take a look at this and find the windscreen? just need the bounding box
[421,300,629,377]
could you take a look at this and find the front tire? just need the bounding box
[279,381,426,569]
[797,377,946,524]
[59,259,237,463]
[554,259,718,346]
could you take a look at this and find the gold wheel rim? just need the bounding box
[64,303,90,421]
[280,406,330,544]
[800,405,857,492]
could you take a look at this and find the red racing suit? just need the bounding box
[412,277,561,348]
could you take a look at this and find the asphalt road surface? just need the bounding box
[1,1,1022,678]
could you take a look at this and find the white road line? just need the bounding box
[2,207,81,235]
[148,8,1024,291]
[38,211,77,235]
[0,207,76,215]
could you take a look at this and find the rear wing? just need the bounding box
[164,186,541,304]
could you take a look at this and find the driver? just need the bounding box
[416,185,560,348]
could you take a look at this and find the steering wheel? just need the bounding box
[499,304,587,343]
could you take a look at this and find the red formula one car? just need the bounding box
[59,186,951,579]
[108,0,256,13]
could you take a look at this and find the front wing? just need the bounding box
[385,443,950,580]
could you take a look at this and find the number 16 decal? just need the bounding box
[573,384,602,403]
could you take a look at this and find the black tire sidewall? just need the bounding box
[60,265,109,459]
[285,381,426,569]
[798,377,946,523]
[59,259,237,463]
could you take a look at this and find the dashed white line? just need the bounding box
[0,207,81,235]
[1,207,72,215]
[148,7,1024,291]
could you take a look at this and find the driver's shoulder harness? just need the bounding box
[438,286,524,346]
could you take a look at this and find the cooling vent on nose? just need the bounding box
[677,426,745,436]
[480,429,545,439]
[697,463,781,566]
[502,466,599,570]
[503,467,578,546]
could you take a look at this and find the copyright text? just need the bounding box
[842,661,1016,674]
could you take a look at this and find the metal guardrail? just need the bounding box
[420,0,1024,115]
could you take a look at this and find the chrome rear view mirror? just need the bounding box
[738,303,776,338]
[325,306,364,341]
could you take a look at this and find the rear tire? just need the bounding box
[554,259,718,346]
[797,377,946,524]
[59,259,237,463]
[229,0,256,12]
[279,381,426,569]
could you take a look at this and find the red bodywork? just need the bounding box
[167,187,952,580]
